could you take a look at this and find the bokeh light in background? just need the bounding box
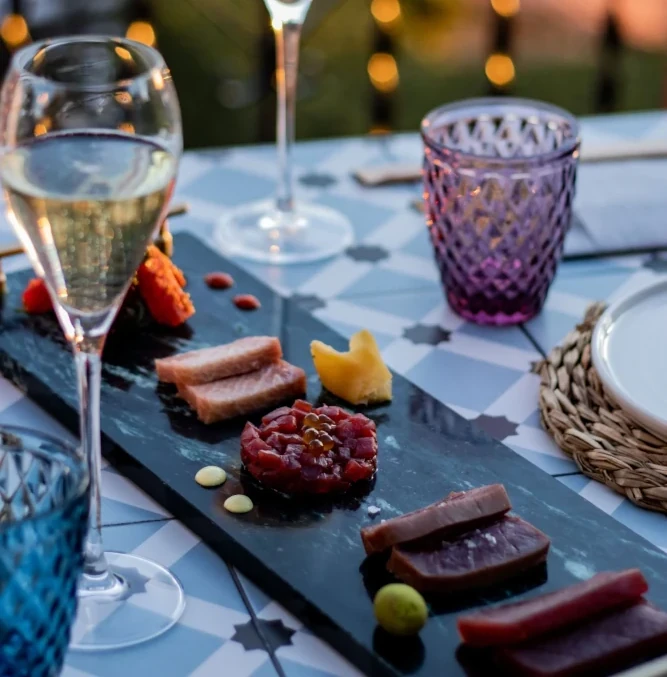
[490,0,520,19]
[1,13,29,50]
[126,20,156,47]
[368,52,399,94]
[0,0,663,149]
[371,0,401,29]
[485,53,516,87]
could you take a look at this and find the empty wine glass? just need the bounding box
[215,0,354,264]
[0,36,185,650]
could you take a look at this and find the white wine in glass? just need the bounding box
[0,36,184,651]
[215,0,354,264]
[3,133,176,317]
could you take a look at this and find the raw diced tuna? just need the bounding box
[458,569,648,647]
[387,516,549,593]
[343,459,374,482]
[498,601,667,677]
[263,432,303,452]
[262,415,298,436]
[361,484,511,555]
[179,361,306,424]
[261,406,292,425]
[257,450,282,469]
[354,438,377,459]
[155,336,282,385]
[293,400,312,414]
[318,405,346,422]
[241,404,377,494]
[241,423,261,444]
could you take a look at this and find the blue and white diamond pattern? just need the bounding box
[0,111,664,676]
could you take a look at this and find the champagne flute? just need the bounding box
[0,36,184,650]
[215,0,354,264]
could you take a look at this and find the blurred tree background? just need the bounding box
[0,0,665,149]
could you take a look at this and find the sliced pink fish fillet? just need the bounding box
[498,601,667,677]
[179,360,307,424]
[387,516,550,593]
[361,484,511,555]
[458,569,648,647]
[155,336,282,386]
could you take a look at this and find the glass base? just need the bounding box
[215,199,354,264]
[446,289,546,326]
[69,552,185,651]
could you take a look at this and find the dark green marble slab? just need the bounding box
[0,233,665,677]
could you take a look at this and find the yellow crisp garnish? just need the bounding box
[311,329,392,405]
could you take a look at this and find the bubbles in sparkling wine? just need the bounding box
[0,132,176,315]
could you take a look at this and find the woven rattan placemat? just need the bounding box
[534,302,667,513]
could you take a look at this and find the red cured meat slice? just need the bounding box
[240,403,378,494]
[458,569,648,647]
[155,336,282,385]
[498,601,667,677]
[387,516,550,593]
[361,484,511,555]
[179,361,306,424]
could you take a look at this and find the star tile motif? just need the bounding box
[231,620,268,652]
[113,565,151,595]
[258,618,296,651]
[232,618,296,652]
[472,414,519,441]
[643,256,667,273]
[403,324,451,345]
[291,293,327,312]
[345,245,390,263]
[299,172,338,188]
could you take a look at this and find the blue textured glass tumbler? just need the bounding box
[0,427,88,677]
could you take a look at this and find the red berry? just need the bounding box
[22,278,52,314]
[205,272,234,289]
[234,294,261,311]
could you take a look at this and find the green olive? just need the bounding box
[373,584,428,636]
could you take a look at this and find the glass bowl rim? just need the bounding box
[0,424,88,533]
[421,97,581,166]
[10,35,166,94]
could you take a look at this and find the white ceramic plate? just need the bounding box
[592,279,667,439]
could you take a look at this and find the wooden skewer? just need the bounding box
[355,139,667,187]
[167,202,188,218]
[0,202,189,260]
[0,244,23,259]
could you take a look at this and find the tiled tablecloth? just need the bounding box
[1,112,666,677]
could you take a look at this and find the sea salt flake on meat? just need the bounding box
[360,484,511,556]
[387,515,550,593]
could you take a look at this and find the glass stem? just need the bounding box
[75,337,113,591]
[274,20,302,213]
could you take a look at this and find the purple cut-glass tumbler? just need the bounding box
[422,98,580,325]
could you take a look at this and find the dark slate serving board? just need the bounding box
[1,233,666,677]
